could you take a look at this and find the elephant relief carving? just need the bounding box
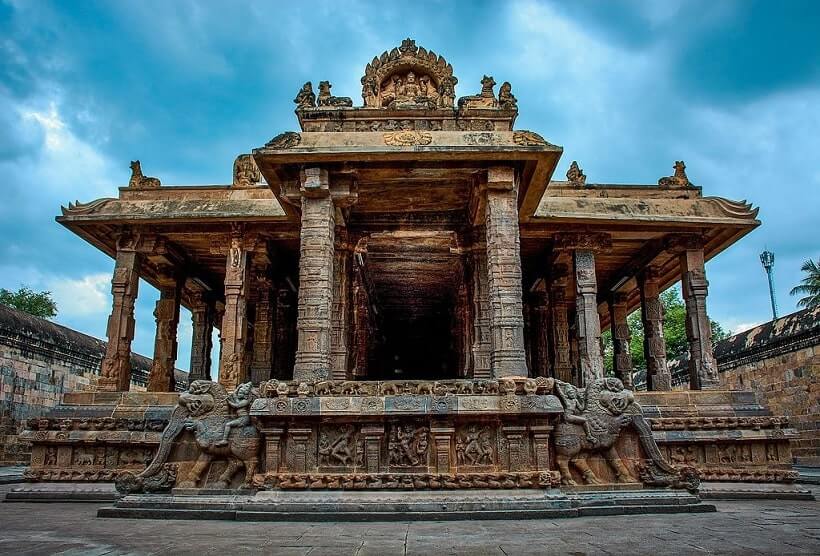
[116,380,261,493]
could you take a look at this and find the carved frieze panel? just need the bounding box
[455,424,497,469]
[387,422,430,469]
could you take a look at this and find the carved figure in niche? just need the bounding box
[458,75,498,109]
[438,75,457,107]
[74,449,95,466]
[389,424,429,466]
[116,380,261,493]
[566,161,587,186]
[318,425,356,466]
[44,446,57,466]
[498,81,517,110]
[216,381,253,446]
[128,160,161,189]
[317,81,353,108]
[457,425,494,465]
[233,154,261,187]
[294,81,316,108]
[658,160,693,188]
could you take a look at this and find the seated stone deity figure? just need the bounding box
[555,381,597,444]
[216,382,254,446]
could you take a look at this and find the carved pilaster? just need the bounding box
[360,424,385,473]
[470,247,492,379]
[261,427,284,474]
[147,282,181,392]
[530,424,553,471]
[484,166,527,377]
[272,288,296,380]
[330,236,352,380]
[250,273,273,385]
[639,268,672,391]
[608,292,633,389]
[219,225,250,391]
[188,294,213,384]
[431,424,455,474]
[288,428,312,473]
[294,167,336,382]
[99,234,140,392]
[502,425,527,472]
[678,245,719,390]
[549,267,572,384]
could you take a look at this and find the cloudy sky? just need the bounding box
[1,0,818,371]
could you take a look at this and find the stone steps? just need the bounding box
[96,489,716,521]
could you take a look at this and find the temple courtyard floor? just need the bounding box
[0,484,818,555]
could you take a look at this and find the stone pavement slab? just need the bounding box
[1,484,819,555]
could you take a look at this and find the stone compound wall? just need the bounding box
[0,304,185,465]
[663,306,820,466]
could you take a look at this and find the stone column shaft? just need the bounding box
[219,229,250,391]
[484,166,527,377]
[147,283,181,392]
[608,293,633,389]
[99,245,140,391]
[250,276,274,385]
[680,249,720,389]
[470,248,492,379]
[294,168,336,381]
[549,283,572,384]
[573,249,604,385]
[330,242,352,380]
[188,296,213,384]
[639,270,672,391]
[530,291,551,377]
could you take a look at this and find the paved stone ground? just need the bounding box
[0,485,818,555]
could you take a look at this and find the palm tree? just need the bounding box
[790,258,820,309]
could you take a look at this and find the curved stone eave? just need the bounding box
[57,198,288,223]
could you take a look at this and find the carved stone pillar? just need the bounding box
[549,267,572,384]
[147,282,181,392]
[188,293,213,384]
[669,236,720,390]
[272,287,295,381]
[555,233,610,387]
[99,235,141,392]
[250,258,274,385]
[288,428,312,472]
[530,291,550,377]
[608,292,633,389]
[484,166,527,377]
[470,247,492,379]
[294,168,336,382]
[639,268,672,391]
[219,225,250,391]
[330,236,352,380]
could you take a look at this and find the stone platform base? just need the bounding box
[3,482,119,503]
[96,489,715,521]
[698,481,816,501]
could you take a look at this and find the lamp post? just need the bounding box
[759,250,777,320]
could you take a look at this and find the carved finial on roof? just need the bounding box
[458,76,498,109]
[128,160,160,189]
[658,160,693,188]
[498,81,517,111]
[398,38,418,56]
[294,82,316,109]
[566,161,586,186]
[317,81,353,108]
[233,154,261,188]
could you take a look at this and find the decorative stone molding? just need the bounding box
[382,130,433,146]
[264,132,301,149]
[512,130,547,146]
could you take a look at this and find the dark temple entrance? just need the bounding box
[357,231,469,380]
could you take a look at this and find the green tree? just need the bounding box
[0,286,58,319]
[790,258,820,309]
[603,287,729,373]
